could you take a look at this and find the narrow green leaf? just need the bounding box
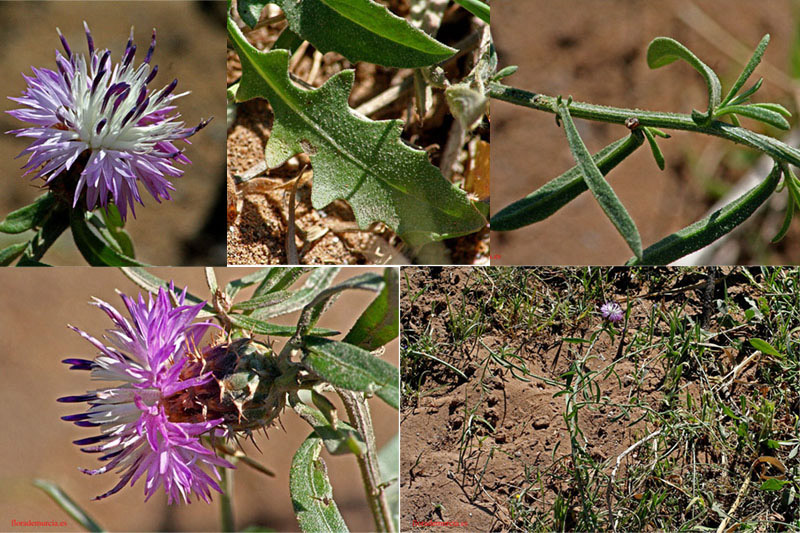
[722,34,770,106]
[228,21,486,247]
[18,207,70,263]
[254,267,308,297]
[784,166,800,207]
[715,104,790,130]
[557,102,643,259]
[230,289,295,311]
[753,102,792,118]
[0,192,56,234]
[273,0,456,68]
[628,164,781,265]
[229,313,338,337]
[378,433,400,533]
[453,0,490,24]
[225,268,275,299]
[0,242,28,266]
[290,435,350,533]
[343,268,399,350]
[119,267,212,314]
[70,211,147,267]
[303,337,399,409]
[291,398,366,456]
[34,479,105,532]
[251,268,340,319]
[294,273,384,338]
[647,36,722,120]
[771,189,794,243]
[728,77,763,106]
[643,127,666,170]
[749,338,782,357]
[491,132,644,231]
[491,65,518,82]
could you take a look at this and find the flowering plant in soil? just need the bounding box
[43,267,400,533]
[0,23,209,266]
[491,33,800,264]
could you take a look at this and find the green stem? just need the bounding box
[219,465,235,532]
[488,82,800,167]
[336,389,395,533]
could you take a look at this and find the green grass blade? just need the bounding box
[558,101,643,259]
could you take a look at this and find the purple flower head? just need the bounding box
[7,22,209,220]
[600,301,624,323]
[58,284,234,504]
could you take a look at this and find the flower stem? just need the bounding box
[337,389,395,533]
[487,82,800,167]
[219,465,235,532]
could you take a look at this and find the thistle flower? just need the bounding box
[600,301,624,323]
[7,22,209,220]
[58,284,234,504]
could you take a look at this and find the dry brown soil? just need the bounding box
[491,0,800,265]
[400,266,796,532]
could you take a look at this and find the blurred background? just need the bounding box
[0,1,227,266]
[0,267,398,532]
[491,0,800,265]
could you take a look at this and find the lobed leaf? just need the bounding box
[290,434,350,533]
[0,192,56,234]
[491,132,644,231]
[303,337,400,409]
[228,20,486,248]
[558,101,643,259]
[628,163,781,265]
[647,36,721,120]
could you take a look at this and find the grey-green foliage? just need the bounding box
[237,0,456,68]
[228,19,486,248]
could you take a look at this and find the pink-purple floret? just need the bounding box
[58,284,233,504]
[7,23,209,220]
[600,301,624,323]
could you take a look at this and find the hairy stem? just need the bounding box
[336,388,394,533]
[488,82,800,167]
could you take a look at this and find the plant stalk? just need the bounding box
[219,465,235,532]
[488,82,800,167]
[337,388,395,533]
